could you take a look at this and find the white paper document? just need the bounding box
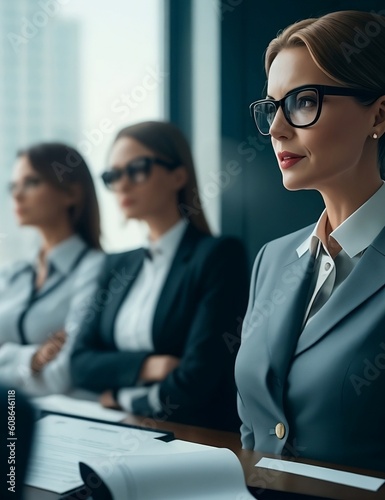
[256,457,385,492]
[81,441,255,500]
[25,414,168,494]
[32,394,127,422]
[26,413,254,499]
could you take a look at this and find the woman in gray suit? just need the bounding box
[0,143,104,396]
[236,10,385,470]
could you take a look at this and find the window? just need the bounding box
[0,0,165,262]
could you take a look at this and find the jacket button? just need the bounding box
[275,422,286,439]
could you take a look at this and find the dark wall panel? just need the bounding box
[166,0,192,139]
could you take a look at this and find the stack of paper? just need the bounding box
[26,414,254,499]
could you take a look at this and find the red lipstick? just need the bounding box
[278,151,305,169]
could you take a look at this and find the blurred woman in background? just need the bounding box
[0,142,104,396]
[71,121,249,430]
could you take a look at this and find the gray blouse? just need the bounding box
[0,235,105,396]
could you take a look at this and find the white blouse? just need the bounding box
[297,182,385,326]
[115,219,187,411]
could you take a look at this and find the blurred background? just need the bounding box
[0,0,383,268]
[0,0,165,260]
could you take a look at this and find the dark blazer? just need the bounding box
[71,224,249,430]
[236,223,385,471]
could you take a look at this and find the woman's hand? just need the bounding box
[99,390,121,409]
[139,355,180,382]
[31,330,67,374]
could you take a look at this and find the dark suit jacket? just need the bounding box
[236,223,385,471]
[71,224,249,430]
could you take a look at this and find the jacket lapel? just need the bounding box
[106,249,145,341]
[267,250,316,382]
[295,226,385,356]
[152,225,202,342]
[34,246,89,300]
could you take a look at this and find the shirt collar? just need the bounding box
[43,235,87,275]
[146,219,188,260]
[297,182,385,258]
[296,209,330,258]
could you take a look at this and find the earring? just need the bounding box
[373,133,378,139]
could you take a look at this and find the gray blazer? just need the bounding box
[235,223,385,472]
[0,235,105,396]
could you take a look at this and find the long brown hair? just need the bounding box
[18,142,101,249]
[114,121,211,234]
[265,10,385,174]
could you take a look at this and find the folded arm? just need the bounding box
[0,251,105,396]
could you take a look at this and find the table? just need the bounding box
[25,413,385,500]
[122,414,385,500]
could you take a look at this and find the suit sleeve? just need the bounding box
[238,393,255,449]
[236,244,267,449]
[70,256,152,392]
[131,237,249,418]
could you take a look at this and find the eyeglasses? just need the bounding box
[8,176,43,195]
[249,84,380,136]
[101,156,179,190]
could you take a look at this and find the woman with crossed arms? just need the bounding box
[0,143,104,396]
[71,121,249,430]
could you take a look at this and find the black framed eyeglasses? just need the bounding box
[8,176,43,195]
[249,84,380,136]
[101,156,180,190]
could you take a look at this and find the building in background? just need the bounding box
[0,0,80,262]
[0,0,164,264]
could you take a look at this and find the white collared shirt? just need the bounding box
[115,219,188,412]
[296,182,385,325]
